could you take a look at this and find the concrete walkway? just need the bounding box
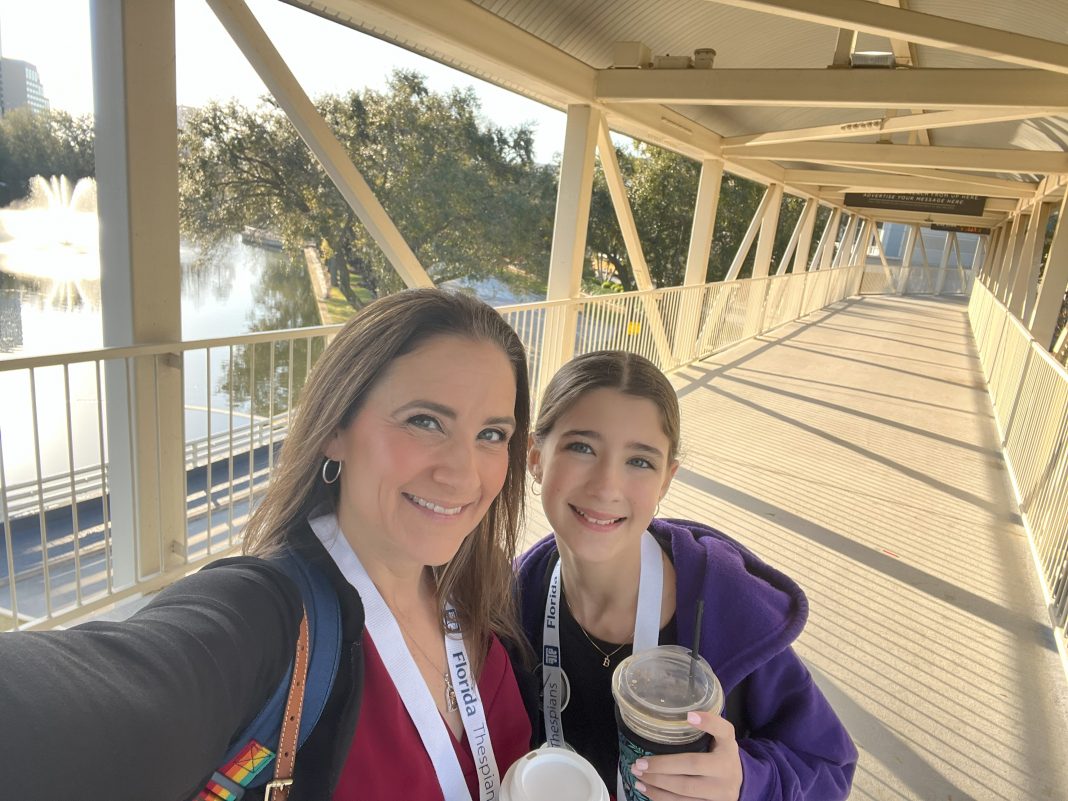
[523,294,1068,800]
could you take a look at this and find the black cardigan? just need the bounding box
[0,522,536,801]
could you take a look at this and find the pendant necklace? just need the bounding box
[564,594,628,668]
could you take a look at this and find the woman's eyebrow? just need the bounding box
[396,400,456,419]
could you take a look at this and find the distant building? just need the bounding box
[0,58,50,116]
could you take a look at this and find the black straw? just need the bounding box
[688,599,705,691]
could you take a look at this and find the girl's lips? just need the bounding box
[569,503,626,530]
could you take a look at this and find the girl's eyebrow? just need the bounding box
[562,429,664,458]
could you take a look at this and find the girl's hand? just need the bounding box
[629,711,743,801]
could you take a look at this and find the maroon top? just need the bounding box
[333,631,532,799]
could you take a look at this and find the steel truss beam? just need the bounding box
[704,0,1068,75]
[596,69,1068,110]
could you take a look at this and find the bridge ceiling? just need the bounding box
[286,0,1068,220]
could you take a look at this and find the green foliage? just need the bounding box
[585,142,787,288]
[0,109,95,206]
[178,71,555,309]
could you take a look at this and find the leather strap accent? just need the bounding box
[266,610,310,801]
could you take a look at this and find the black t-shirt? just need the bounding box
[558,588,678,792]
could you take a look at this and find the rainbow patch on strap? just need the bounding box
[197,740,276,801]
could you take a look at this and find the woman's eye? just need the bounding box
[478,428,509,443]
[565,441,594,455]
[408,414,443,432]
[628,457,655,470]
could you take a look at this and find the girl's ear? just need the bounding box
[527,434,543,480]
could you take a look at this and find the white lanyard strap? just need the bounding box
[541,530,664,749]
[311,514,499,801]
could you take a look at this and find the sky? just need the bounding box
[0,0,567,163]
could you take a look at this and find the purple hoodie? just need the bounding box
[517,518,857,801]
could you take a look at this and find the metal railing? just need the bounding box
[969,280,1068,631]
[0,265,861,630]
[859,263,976,296]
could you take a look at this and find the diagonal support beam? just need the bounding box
[596,119,675,366]
[1029,192,1068,347]
[704,0,1068,74]
[206,0,432,288]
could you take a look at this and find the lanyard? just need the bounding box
[310,514,500,801]
[541,530,664,751]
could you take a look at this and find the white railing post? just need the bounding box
[92,0,186,583]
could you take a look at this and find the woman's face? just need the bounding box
[529,388,677,566]
[325,335,518,569]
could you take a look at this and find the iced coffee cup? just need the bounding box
[612,645,724,801]
[501,745,609,801]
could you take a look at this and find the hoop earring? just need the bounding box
[655,502,661,518]
[531,480,542,497]
[322,458,342,485]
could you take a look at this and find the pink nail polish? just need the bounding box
[635,781,646,793]
[634,759,648,771]
[687,711,702,724]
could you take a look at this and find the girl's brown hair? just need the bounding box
[243,288,530,670]
[533,350,680,462]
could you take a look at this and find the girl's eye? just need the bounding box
[565,441,594,455]
[628,457,655,470]
[478,428,509,443]
[408,414,443,432]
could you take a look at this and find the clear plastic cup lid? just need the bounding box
[613,645,723,723]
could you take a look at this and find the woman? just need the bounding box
[517,350,856,801]
[0,289,535,801]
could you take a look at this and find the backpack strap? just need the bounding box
[198,548,342,800]
[264,611,310,800]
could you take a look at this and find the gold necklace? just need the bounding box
[394,613,458,712]
[564,594,629,668]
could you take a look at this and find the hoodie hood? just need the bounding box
[517,517,808,693]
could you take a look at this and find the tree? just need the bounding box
[585,141,802,289]
[178,71,555,310]
[0,109,95,207]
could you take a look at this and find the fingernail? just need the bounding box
[635,782,647,793]
[634,759,648,771]
[687,711,702,724]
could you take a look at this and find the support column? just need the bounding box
[833,214,858,267]
[1008,207,1044,314]
[92,0,185,582]
[725,188,772,281]
[1030,192,1068,348]
[1022,202,1055,321]
[934,230,953,295]
[897,224,917,295]
[871,221,895,289]
[916,227,932,292]
[774,204,806,276]
[752,183,784,278]
[543,105,600,379]
[677,159,724,362]
[993,212,1025,301]
[818,208,842,270]
[792,200,819,273]
[1003,211,1035,307]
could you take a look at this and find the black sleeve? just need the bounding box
[0,556,303,801]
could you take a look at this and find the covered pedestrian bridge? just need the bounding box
[3,1,1068,798]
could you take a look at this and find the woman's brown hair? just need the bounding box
[243,288,530,670]
[533,350,680,462]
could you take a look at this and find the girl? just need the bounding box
[0,289,536,800]
[518,350,856,801]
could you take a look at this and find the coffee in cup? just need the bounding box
[612,645,724,801]
[501,745,609,801]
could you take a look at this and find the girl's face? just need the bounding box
[528,388,678,565]
[324,335,517,569]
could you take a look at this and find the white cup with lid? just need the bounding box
[501,745,609,801]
